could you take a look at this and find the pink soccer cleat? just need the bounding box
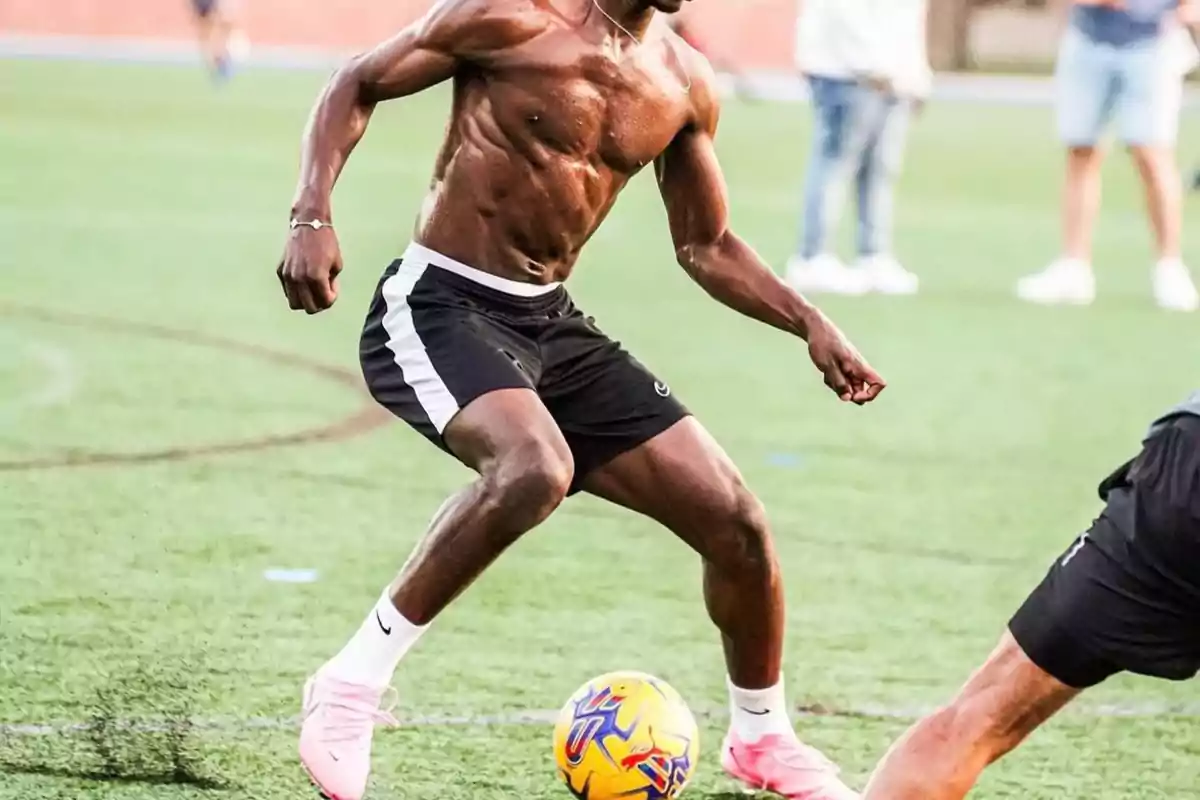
[721,731,859,800]
[298,673,398,800]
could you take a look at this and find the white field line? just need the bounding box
[5,701,1200,738]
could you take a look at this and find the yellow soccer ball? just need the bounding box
[553,671,699,800]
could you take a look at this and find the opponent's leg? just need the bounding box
[581,417,854,800]
[861,632,1079,800]
[868,412,1200,799]
[302,389,572,800]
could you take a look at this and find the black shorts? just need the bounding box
[192,0,218,18]
[1010,415,1200,688]
[359,246,690,494]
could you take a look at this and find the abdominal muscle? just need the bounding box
[411,88,630,285]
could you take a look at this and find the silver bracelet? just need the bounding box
[290,218,333,231]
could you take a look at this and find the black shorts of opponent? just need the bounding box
[192,0,219,18]
[1010,414,1200,688]
[360,244,690,495]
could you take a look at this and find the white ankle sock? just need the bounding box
[728,677,793,744]
[321,591,427,686]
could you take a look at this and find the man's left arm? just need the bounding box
[654,67,885,404]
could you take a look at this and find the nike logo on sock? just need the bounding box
[740,707,771,716]
[375,609,392,636]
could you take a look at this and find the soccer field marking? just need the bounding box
[0,304,390,472]
[0,335,78,423]
[6,700,1200,739]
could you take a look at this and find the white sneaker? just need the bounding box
[856,254,919,295]
[785,253,870,295]
[1016,259,1096,306]
[1153,258,1199,312]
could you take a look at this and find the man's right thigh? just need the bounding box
[1055,30,1118,147]
[359,258,566,471]
[442,388,574,482]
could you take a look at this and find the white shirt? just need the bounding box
[795,0,933,98]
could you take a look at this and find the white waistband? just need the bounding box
[402,242,562,297]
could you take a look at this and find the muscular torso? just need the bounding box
[414,10,700,283]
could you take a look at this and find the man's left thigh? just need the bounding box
[1116,41,1182,147]
[574,414,770,571]
[857,92,911,172]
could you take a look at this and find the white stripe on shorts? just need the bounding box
[403,241,561,297]
[380,260,461,433]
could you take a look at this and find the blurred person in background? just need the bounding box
[191,0,248,83]
[1017,0,1200,311]
[786,0,931,296]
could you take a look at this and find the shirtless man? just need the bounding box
[276,1,883,798]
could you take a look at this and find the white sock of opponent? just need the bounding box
[727,676,794,743]
[321,590,428,686]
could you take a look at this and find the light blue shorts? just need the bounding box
[1055,27,1182,147]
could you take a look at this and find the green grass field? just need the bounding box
[3,59,1200,800]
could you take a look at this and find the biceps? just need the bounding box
[659,133,730,250]
[351,28,458,103]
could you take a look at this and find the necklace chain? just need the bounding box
[592,0,641,43]
[590,0,692,94]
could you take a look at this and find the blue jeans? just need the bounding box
[800,76,912,260]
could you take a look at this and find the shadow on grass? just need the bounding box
[0,762,227,790]
[0,658,232,792]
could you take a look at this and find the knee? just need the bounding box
[1127,145,1153,168]
[1066,145,1101,169]
[482,438,573,528]
[1128,145,1173,176]
[707,481,776,581]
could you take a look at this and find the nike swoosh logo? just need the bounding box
[740,707,771,716]
[376,609,392,636]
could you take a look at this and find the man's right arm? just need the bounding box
[291,13,459,223]
[279,0,535,314]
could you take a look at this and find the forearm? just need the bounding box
[678,232,819,339]
[290,62,375,220]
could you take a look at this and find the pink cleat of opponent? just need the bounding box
[298,673,398,800]
[721,731,859,800]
